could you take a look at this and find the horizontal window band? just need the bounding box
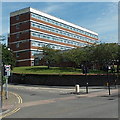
[30,17,98,40]
[30,20,98,41]
[30,39,75,48]
[31,36,79,48]
[10,19,98,41]
[30,10,98,35]
[31,27,94,45]
[10,29,92,46]
[9,39,76,48]
[8,39,80,48]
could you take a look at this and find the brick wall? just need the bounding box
[15,51,31,60]
[9,73,118,86]
[10,12,30,24]
[10,21,30,33]
[9,31,30,43]
[16,60,32,66]
[9,41,31,51]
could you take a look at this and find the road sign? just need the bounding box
[4,65,11,76]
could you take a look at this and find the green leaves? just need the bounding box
[39,43,119,70]
[42,46,60,68]
[2,44,16,69]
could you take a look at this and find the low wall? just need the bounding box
[9,73,119,86]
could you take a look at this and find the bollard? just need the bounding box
[106,82,109,87]
[75,84,80,93]
[86,82,88,94]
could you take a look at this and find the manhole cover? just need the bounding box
[108,98,114,100]
[30,94,36,96]
[100,95,108,97]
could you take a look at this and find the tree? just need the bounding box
[42,46,60,69]
[87,43,119,70]
[2,44,16,69]
[57,47,88,68]
[39,43,119,71]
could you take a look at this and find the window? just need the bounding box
[48,28,51,31]
[31,22,34,27]
[43,35,46,39]
[31,41,35,46]
[64,40,66,43]
[41,16,44,20]
[16,24,20,29]
[16,52,19,57]
[57,22,60,26]
[16,15,19,20]
[95,35,98,38]
[31,13,35,18]
[16,33,20,39]
[38,15,41,20]
[16,42,20,48]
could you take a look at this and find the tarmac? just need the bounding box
[0,84,119,118]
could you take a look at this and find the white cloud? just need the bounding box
[41,4,63,13]
[41,3,73,14]
[92,14,117,33]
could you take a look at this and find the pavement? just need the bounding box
[0,84,119,118]
[0,90,22,118]
[8,83,118,94]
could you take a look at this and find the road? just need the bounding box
[3,84,119,118]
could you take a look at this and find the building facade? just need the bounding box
[9,7,99,66]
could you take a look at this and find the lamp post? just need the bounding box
[107,65,111,95]
[5,48,11,99]
[1,62,4,108]
[111,61,116,89]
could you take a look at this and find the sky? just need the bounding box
[1,2,118,45]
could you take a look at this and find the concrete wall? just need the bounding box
[9,73,119,86]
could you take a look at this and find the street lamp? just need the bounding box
[8,48,10,51]
[107,65,111,95]
[4,48,11,99]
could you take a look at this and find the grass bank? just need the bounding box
[12,66,106,75]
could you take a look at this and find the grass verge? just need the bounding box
[12,66,106,75]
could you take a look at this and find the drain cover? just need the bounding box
[30,94,36,96]
[108,98,114,100]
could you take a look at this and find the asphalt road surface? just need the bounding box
[4,84,119,118]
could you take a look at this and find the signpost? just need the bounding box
[4,65,11,99]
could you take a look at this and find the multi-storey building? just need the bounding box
[9,7,99,66]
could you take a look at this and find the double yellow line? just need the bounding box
[0,92,23,118]
[11,92,23,104]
